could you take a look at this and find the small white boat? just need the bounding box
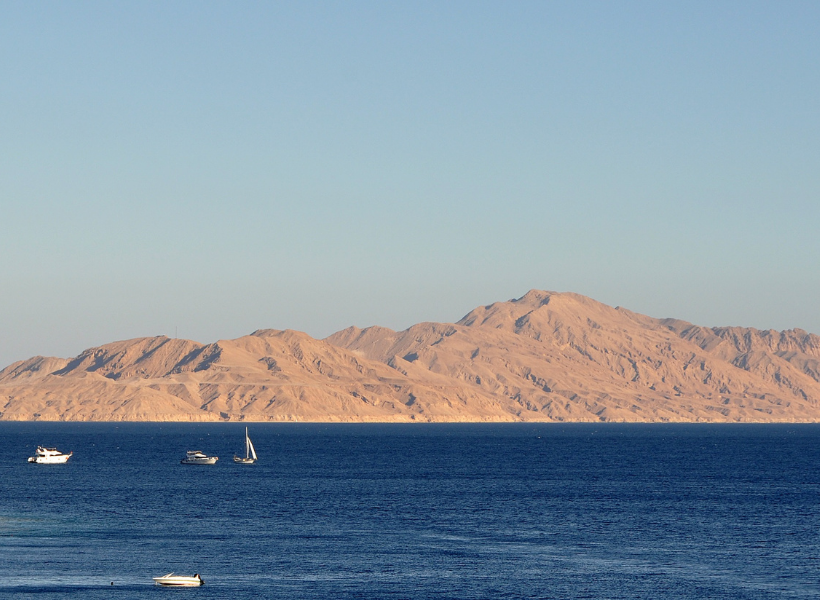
[180,450,218,465]
[27,446,72,464]
[233,427,258,464]
[153,573,204,586]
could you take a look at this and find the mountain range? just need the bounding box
[2,290,819,422]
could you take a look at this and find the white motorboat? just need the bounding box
[153,573,204,586]
[27,446,72,464]
[180,450,218,465]
[233,427,258,464]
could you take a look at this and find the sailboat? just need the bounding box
[233,427,257,464]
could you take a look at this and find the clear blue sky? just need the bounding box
[1,1,818,368]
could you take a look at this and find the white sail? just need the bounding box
[247,433,257,460]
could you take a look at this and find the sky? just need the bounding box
[1,1,819,369]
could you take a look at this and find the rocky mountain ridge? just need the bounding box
[2,290,819,422]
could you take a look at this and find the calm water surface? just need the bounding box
[0,423,818,599]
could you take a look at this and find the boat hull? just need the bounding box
[233,456,256,464]
[180,457,218,465]
[153,574,204,586]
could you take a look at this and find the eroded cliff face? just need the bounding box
[3,290,820,422]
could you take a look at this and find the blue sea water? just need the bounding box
[0,423,818,599]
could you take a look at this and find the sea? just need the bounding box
[0,423,818,600]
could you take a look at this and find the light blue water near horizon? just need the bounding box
[0,423,818,599]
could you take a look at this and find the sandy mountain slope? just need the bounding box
[0,329,512,422]
[2,290,819,422]
[326,290,820,422]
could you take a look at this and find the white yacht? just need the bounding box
[233,427,258,464]
[153,573,204,586]
[180,450,218,465]
[27,446,72,464]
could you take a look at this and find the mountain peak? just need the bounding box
[457,290,625,336]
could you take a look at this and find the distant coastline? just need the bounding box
[2,290,819,423]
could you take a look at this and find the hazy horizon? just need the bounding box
[2,1,819,369]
